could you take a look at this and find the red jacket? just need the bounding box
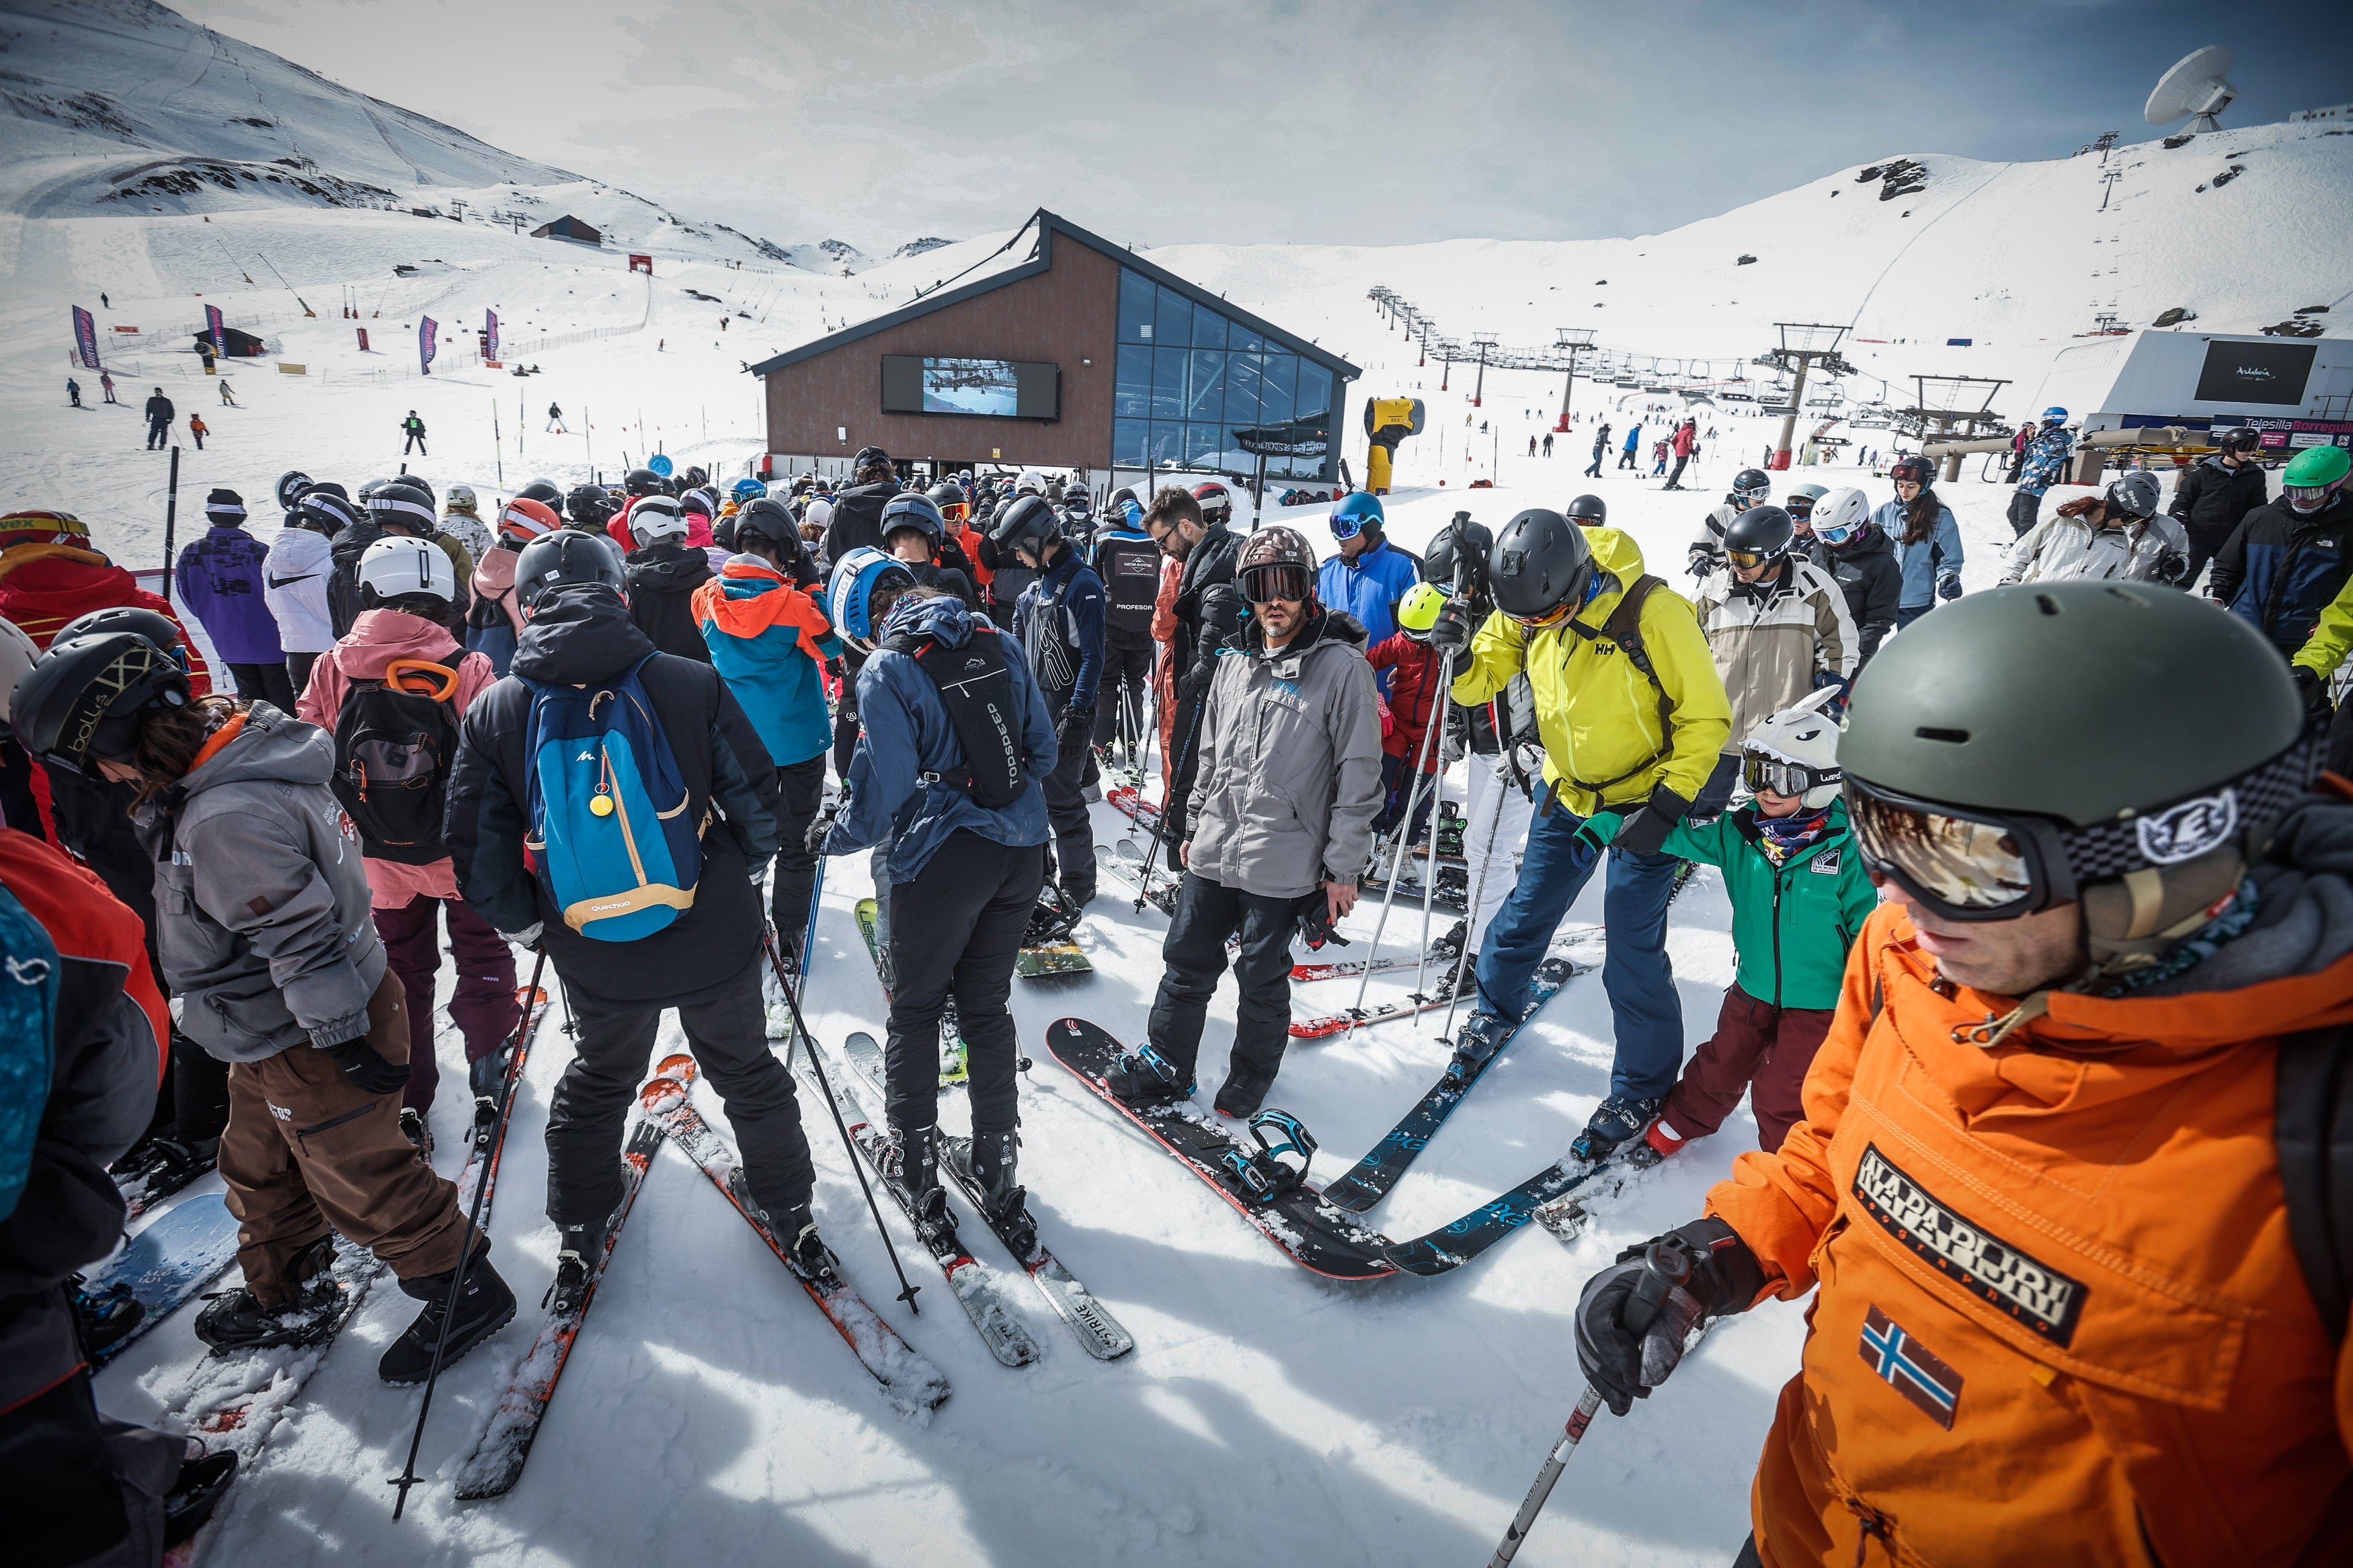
[1364,631,1443,770]
[1674,423,1697,458]
[0,548,213,690]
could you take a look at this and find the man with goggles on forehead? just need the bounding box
[1106,526,1382,1120]
[1572,581,2353,1568]
[1426,509,1730,1160]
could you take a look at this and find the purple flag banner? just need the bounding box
[485,308,500,363]
[420,316,438,376]
[204,304,225,357]
[72,306,99,368]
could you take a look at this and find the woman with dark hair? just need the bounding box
[1878,455,1964,629]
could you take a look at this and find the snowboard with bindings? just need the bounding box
[454,1068,677,1499]
[81,1194,243,1367]
[854,897,970,1089]
[643,1053,951,1411]
[1322,944,1601,1214]
[792,1036,1040,1368]
[1043,1018,1398,1281]
[840,1034,1135,1362]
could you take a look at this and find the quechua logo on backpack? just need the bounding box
[521,657,703,940]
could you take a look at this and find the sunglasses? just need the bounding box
[1240,563,1312,604]
[1742,753,1836,799]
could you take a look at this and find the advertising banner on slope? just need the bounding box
[72,307,99,369]
[485,309,499,364]
[204,305,225,358]
[420,316,437,376]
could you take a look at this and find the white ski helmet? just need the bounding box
[356,535,456,604]
[1809,487,1873,547]
[1741,686,1844,810]
[629,494,689,547]
[445,482,478,513]
[1016,470,1047,496]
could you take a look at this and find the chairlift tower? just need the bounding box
[1553,328,1596,431]
[1767,323,1847,470]
[1470,335,1498,408]
[1905,374,2011,483]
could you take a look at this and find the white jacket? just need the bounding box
[1693,555,1859,754]
[2000,511,2190,588]
[262,526,335,653]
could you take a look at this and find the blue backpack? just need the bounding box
[520,657,703,941]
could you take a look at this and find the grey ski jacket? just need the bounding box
[136,703,386,1063]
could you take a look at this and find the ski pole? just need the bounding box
[1488,1243,1690,1566]
[782,854,827,1077]
[1133,689,1205,914]
[759,927,922,1314]
[1410,744,1447,1007]
[389,945,547,1520]
[1345,645,1455,1036]
[1441,753,1515,1041]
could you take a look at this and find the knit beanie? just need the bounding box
[205,489,247,525]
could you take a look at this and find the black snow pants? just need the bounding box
[766,755,828,959]
[1148,870,1299,1116]
[883,832,1044,1139]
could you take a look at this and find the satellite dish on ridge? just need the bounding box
[2145,45,2237,134]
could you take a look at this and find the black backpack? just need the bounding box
[330,661,460,864]
[1095,533,1164,641]
[883,625,1026,809]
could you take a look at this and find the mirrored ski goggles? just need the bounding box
[1240,562,1312,604]
[1328,512,1369,540]
[2285,483,2341,508]
[1845,739,2317,921]
[1509,601,1574,631]
[1814,518,1864,546]
[938,499,969,522]
[1724,545,1786,571]
[1742,753,1837,800]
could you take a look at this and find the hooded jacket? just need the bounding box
[1364,630,1445,770]
[295,608,496,908]
[820,479,899,567]
[175,524,284,664]
[264,524,336,655]
[1709,790,2353,1568]
[440,505,492,567]
[1185,604,1384,899]
[1314,536,1422,652]
[1452,526,1730,817]
[693,558,841,769]
[1999,507,2190,587]
[1693,556,1859,754]
[133,704,388,1064]
[1881,497,1964,609]
[623,540,716,663]
[825,594,1055,884]
[0,548,212,689]
[2016,421,2075,494]
[2212,489,2353,654]
[2167,453,2270,544]
[445,587,781,1007]
[1802,528,1900,662]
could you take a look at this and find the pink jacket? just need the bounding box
[296,609,497,908]
[472,544,524,638]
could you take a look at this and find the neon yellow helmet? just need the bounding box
[1398,581,1450,635]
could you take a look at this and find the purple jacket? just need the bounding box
[175,526,284,663]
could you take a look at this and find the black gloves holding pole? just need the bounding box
[1574,1216,1764,1416]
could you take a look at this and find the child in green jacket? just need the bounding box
[1585,688,1878,1160]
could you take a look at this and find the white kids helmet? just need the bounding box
[1809,487,1873,548]
[356,535,456,604]
[629,494,690,548]
[446,482,478,513]
[1741,686,1844,810]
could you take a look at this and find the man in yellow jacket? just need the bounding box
[1427,509,1730,1158]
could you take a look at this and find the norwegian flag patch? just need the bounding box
[1859,1306,1962,1429]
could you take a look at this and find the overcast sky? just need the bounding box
[180,0,2353,253]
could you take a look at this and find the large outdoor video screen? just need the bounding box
[2193,339,2316,407]
[881,356,1060,419]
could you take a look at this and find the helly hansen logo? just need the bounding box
[1853,1145,2087,1347]
[1859,1307,1962,1429]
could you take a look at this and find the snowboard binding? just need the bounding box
[1214,1109,1319,1203]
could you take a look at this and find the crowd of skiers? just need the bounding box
[6,411,2353,1564]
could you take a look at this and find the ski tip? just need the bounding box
[655,1053,699,1084]
[641,1057,697,1110]
[515,985,549,1007]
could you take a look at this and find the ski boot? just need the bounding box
[883,1123,955,1237]
[948,1128,1036,1255]
[114,1133,219,1210]
[543,1220,606,1318]
[770,1204,834,1280]
[1436,800,1467,859]
[194,1237,343,1352]
[399,1107,433,1159]
[1571,1094,1665,1163]
[1105,1043,1195,1108]
[1025,883,1082,947]
[72,1276,145,1356]
[467,1052,510,1149]
[163,1447,238,1549]
[1445,1013,1513,1085]
[1428,918,1470,966]
[379,1237,516,1385]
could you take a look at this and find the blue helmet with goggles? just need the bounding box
[1329,491,1384,540]
[827,546,918,649]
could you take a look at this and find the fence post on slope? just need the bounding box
[160,446,181,602]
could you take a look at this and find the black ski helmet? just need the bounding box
[733,497,801,558]
[624,466,666,497]
[1563,493,1607,526]
[990,494,1060,555]
[516,478,564,509]
[2217,426,2261,456]
[1489,509,1595,622]
[275,470,313,512]
[1730,468,1772,505]
[565,484,616,528]
[1842,581,2307,834]
[366,481,438,536]
[2104,470,2162,522]
[296,489,362,536]
[514,531,625,609]
[10,632,192,777]
[1722,505,1796,565]
[51,606,190,669]
[1423,512,1494,595]
[1888,454,1936,489]
[926,479,967,517]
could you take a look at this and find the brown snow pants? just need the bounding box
[218,969,471,1303]
[1655,985,1834,1154]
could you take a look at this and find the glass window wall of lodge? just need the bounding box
[1111,267,1333,479]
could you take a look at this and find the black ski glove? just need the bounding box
[1057,706,1096,754]
[805,796,842,858]
[1612,782,1693,857]
[326,1034,411,1095]
[1574,1216,1763,1417]
[1685,549,1715,580]
[1425,595,1477,656]
[2293,664,2334,721]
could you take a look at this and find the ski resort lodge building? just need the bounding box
[748,209,1359,493]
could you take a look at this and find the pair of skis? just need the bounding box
[456,1059,951,1501]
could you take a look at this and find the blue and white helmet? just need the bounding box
[732,477,766,503]
[2042,407,2068,422]
[827,546,918,649]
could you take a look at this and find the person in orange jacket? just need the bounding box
[1572,581,2353,1568]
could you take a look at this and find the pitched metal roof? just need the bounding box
[746,208,1360,381]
